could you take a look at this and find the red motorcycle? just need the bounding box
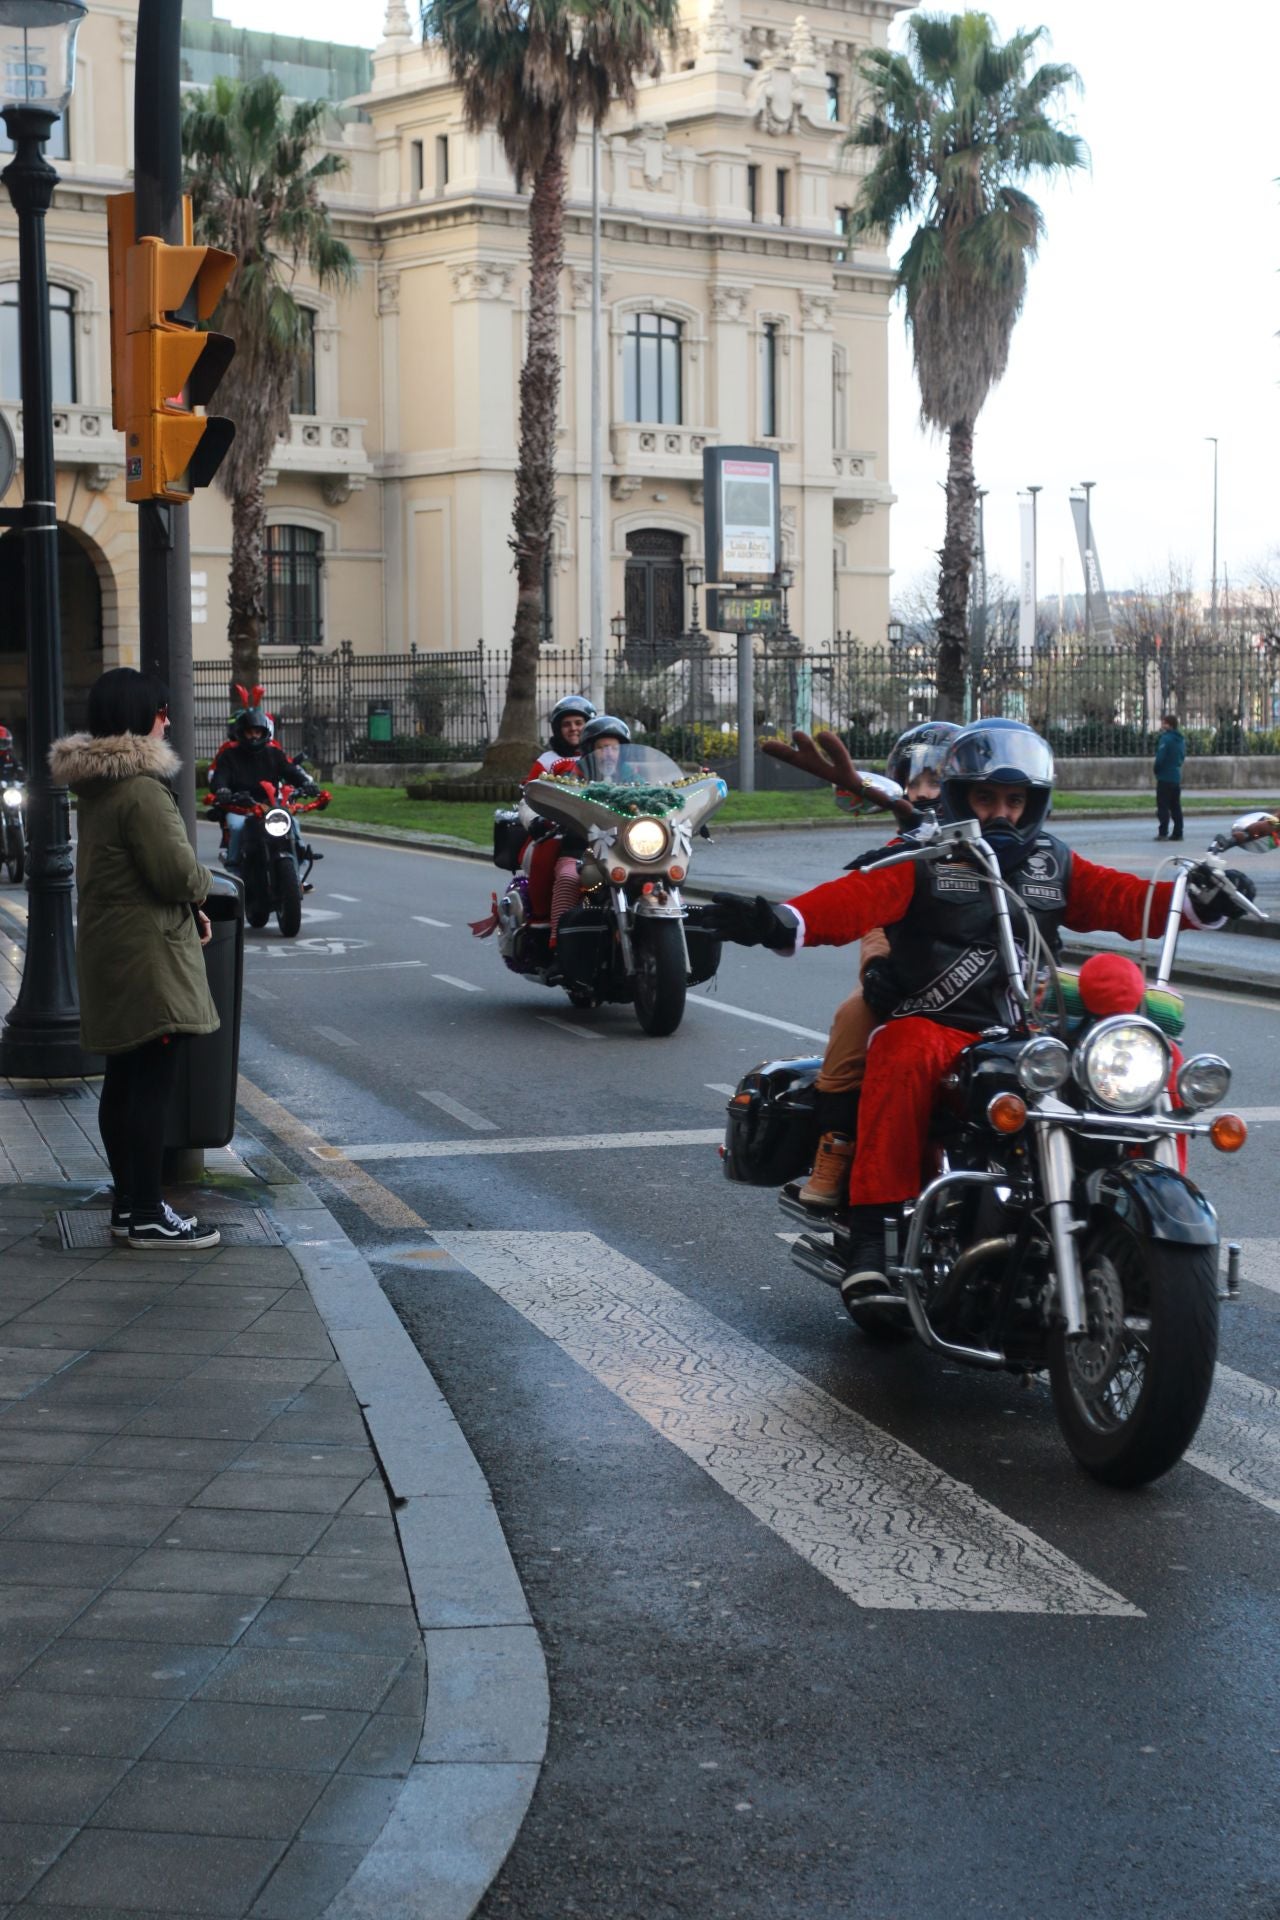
[206,781,330,937]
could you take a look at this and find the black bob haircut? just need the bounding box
[87,668,169,740]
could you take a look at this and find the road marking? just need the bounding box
[298,908,343,925]
[1189,1364,1280,1516]
[0,894,28,928]
[418,1090,498,1133]
[537,1016,605,1041]
[248,960,428,977]
[315,1026,358,1050]
[329,893,360,903]
[243,984,277,1003]
[311,1128,724,1165]
[433,973,483,993]
[706,1083,736,1096]
[690,993,826,1045]
[236,1075,428,1233]
[1230,1107,1280,1122]
[434,1230,1139,1616]
[1231,1238,1280,1297]
[413,915,452,929]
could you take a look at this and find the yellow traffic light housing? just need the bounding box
[106,191,236,503]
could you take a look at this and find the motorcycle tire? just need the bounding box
[246,903,270,929]
[1049,1220,1218,1489]
[275,857,303,938]
[6,849,22,886]
[632,918,686,1037]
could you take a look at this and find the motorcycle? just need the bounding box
[723,812,1274,1487]
[0,779,24,884]
[478,742,726,1035]
[207,781,329,937]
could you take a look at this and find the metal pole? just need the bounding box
[0,105,94,1078]
[736,629,754,792]
[1027,484,1041,648]
[1206,436,1219,633]
[588,124,606,710]
[135,0,197,846]
[1081,481,1095,640]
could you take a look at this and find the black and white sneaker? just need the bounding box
[110,1200,132,1241]
[128,1203,221,1250]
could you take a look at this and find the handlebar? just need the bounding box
[1185,855,1269,922]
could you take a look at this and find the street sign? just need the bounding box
[705,589,783,635]
[703,444,780,583]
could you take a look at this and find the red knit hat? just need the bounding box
[1078,952,1146,1016]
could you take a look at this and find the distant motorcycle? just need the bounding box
[207,781,329,937]
[478,742,726,1035]
[0,779,24,885]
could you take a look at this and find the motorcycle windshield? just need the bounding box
[575,744,686,787]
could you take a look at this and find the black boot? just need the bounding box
[838,1203,898,1303]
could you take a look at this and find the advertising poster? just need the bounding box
[719,457,776,578]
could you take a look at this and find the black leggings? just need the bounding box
[98,1035,183,1212]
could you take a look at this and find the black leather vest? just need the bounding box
[884,831,1073,1033]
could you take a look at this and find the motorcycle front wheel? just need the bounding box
[1049,1220,1218,1488]
[275,856,303,938]
[6,844,22,885]
[632,918,686,1037]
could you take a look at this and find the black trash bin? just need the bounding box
[165,870,245,1150]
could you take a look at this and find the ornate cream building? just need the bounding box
[0,0,902,724]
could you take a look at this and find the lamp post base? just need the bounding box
[0,1023,98,1080]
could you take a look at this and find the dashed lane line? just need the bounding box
[537,1016,604,1041]
[433,1230,1140,1617]
[417,1090,498,1133]
[689,994,826,1045]
[413,915,452,928]
[706,1082,736,1096]
[433,973,484,993]
[329,893,360,903]
[310,1128,724,1165]
[243,984,278,1003]
[315,1026,359,1050]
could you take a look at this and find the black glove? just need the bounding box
[1188,865,1257,921]
[861,955,903,1017]
[700,893,799,951]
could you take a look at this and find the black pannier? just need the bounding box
[721,1055,823,1186]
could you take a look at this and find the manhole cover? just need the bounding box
[57,1203,282,1250]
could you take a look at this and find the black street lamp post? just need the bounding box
[0,0,93,1078]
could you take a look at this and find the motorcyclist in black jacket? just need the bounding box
[209,703,318,870]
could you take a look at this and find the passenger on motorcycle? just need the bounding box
[0,726,24,780]
[544,716,632,943]
[704,719,1258,1286]
[209,702,319,870]
[798,720,958,1209]
[523,696,597,922]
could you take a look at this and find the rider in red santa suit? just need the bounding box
[703,719,1257,1289]
[523,695,596,920]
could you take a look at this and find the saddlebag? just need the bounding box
[555,905,611,989]
[721,1056,823,1186]
[493,809,526,873]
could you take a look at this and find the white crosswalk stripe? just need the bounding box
[1189,1366,1280,1516]
[312,1128,722,1164]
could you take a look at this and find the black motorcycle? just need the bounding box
[0,778,24,885]
[724,815,1263,1488]
[208,781,328,938]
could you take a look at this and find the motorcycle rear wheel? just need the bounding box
[275,857,303,938]
[632,919,686,1037]
[1049,1221,1218,1488]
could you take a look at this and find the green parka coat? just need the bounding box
[50,731,219,1055]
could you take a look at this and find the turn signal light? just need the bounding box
[609,866,627,883]
[1209,1113,1248,1153]
[668,864,686,883]
[987,1092,1027,1135]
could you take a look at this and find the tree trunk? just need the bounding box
[935,418,976,722]
[483,139,566,778]
[227,472,267,704]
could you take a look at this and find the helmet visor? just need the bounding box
[945,727,1054,790]
[896,740,950,786]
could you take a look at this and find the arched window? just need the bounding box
[623,312,682,425]
[290,307,317,416]
[1,282,75,404]
[267,525,323,648]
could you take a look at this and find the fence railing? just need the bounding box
[193,636,1280,770]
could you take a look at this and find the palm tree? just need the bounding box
[181,75,357,698]
[849,12,1085,718]
[423,0,679,774]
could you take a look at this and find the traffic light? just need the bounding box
[106,192,236,504]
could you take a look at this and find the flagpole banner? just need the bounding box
[1019,497,1036,658]
[1068,496,1116,645]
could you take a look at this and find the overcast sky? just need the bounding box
[221,0,1280,605]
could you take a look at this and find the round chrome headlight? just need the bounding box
[620,818,669,863]
[1074,1016,1170,1113]
[263,808,292,839]
[2,787,21,808]
[1175,1053,1232,1111]
[1017,1035,1071,1094]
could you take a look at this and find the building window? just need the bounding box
[623,312,682,425]
[266,525,323,648]
[834,205,853,263]
[0,113,66,161]
[410,139,424,193]
[2,282,76,404]
[436,134,449,190]
[746,164,759,222]
[775,169,788,223]
[289,307,316,417]
[762,322,780,438]
[826,71,841,122]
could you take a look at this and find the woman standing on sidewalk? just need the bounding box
[52,669,221,1249]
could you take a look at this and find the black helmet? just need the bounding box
[578,714,631,754]
[886,720,960,790]
[235,705,272,752]
[940,719,1055,852]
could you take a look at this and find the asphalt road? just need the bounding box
[213,818,1280,1920]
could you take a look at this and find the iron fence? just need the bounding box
[193,635,1280,772]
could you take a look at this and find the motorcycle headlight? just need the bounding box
[2,787,21,808]
[1074,1016,1170,1114]
[263,808,292,839]
[1016,1035,1071,1094]
[1175,1053,1232,1111]
[620,818,669,863]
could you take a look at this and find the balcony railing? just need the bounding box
[611,421,718,473]
[1,401,122,488]
[271,415,373,503]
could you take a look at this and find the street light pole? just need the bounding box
[1027,483,1041,648]
[0,1,93,1078]
[1080,480,1095,639]
[588,123,606,710]
[1206,436,1219,633]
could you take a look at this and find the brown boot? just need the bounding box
[797,1132,856,1210]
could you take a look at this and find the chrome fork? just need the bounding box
[1033,1122,1087,1337]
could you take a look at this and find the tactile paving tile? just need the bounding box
[56,1202,282,1250]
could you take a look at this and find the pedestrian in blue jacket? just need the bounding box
[1154,713,1186,840]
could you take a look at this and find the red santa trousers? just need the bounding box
[849,1016,974,1208]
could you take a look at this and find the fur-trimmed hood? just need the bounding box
[49,732,181,792]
